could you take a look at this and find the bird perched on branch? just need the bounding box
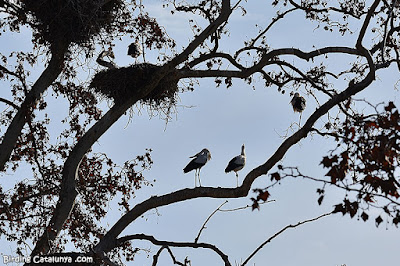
[225,144,246,187]
[291,92,306,113]
[96,49,117,69]
[128,41,142,61]
[291,92,306,124]
[183,148,211,187]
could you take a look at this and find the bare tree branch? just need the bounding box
[1,0,397,264]
[168,0,232,68]
[241,212,332,266]
[0,65,21,79]
[32,0,236,256]
[179,46,363,80]
[249,7,297,46]
[152,246,187,266]
[115,234,231,266]
[0,42,69,171]
[0,97,19,109]
[219,200,275,212]
[195,200,228,243]
[288,0,366,18]
[93,43,377,254]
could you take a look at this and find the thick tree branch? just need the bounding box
[356,0,381,48]
[0,43,69,171]
[94,186,248,253]
[179,46,362,80]
[32,0,235,256]
[31,91,144,255]
[186,52,244,69]
[19,0,388,262]
[93,33,378,257]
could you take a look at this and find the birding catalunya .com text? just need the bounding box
[2,254,94,264]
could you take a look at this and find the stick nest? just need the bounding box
[19,0,126,45]
[90,63,179,107]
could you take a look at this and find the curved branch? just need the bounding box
[186,52,245,70]
[153,246,187,266]
[272,60,333,96]
[115,234,231,266]
[32,0,234,257]
[0,65,20,79]
[31,92,144,255]
[0,97,19,109]
[249,7,297,46]
[179,46,362,81]
[168,0,232,67]
[356,0,381,48]
[94,186,248,254]
[94,43,376,255]
[241,212,332,266]
[195,200,228,243]
[261,46,361,64]
[370,25,400,55]
[288,0,366,19]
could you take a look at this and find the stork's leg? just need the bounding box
[236,172,239,187]
[299,112,302,126]
[198,168,202,187]
[194,169,198,187]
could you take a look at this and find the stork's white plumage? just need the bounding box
[127,41,142,60]
[225,144,246,187]
[183,148,211,187]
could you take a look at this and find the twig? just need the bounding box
[195,200,228,243]
[241,212,332,266]
[152,246,186,266]
[219,200,275,212]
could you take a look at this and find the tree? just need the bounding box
[0,0,399,265]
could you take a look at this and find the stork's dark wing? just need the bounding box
[225,156,239,173]
[128,43,141,58]
[183,158,204,173]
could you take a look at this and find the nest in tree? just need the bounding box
[19,0,126,45]
[90,63,179,108]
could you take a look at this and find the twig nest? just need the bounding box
[90,63,179,106]
[20,0,125,45]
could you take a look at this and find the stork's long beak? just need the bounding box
[190,151,201,158]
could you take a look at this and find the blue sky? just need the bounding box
[1,0,400,265]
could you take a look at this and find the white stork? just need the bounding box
[225,144,246,187]
[290,92,306,124]
[127,41,142,62]
[96,49,117,69]
[183,148,211,187]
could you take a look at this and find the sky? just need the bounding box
[1,0,400,265]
